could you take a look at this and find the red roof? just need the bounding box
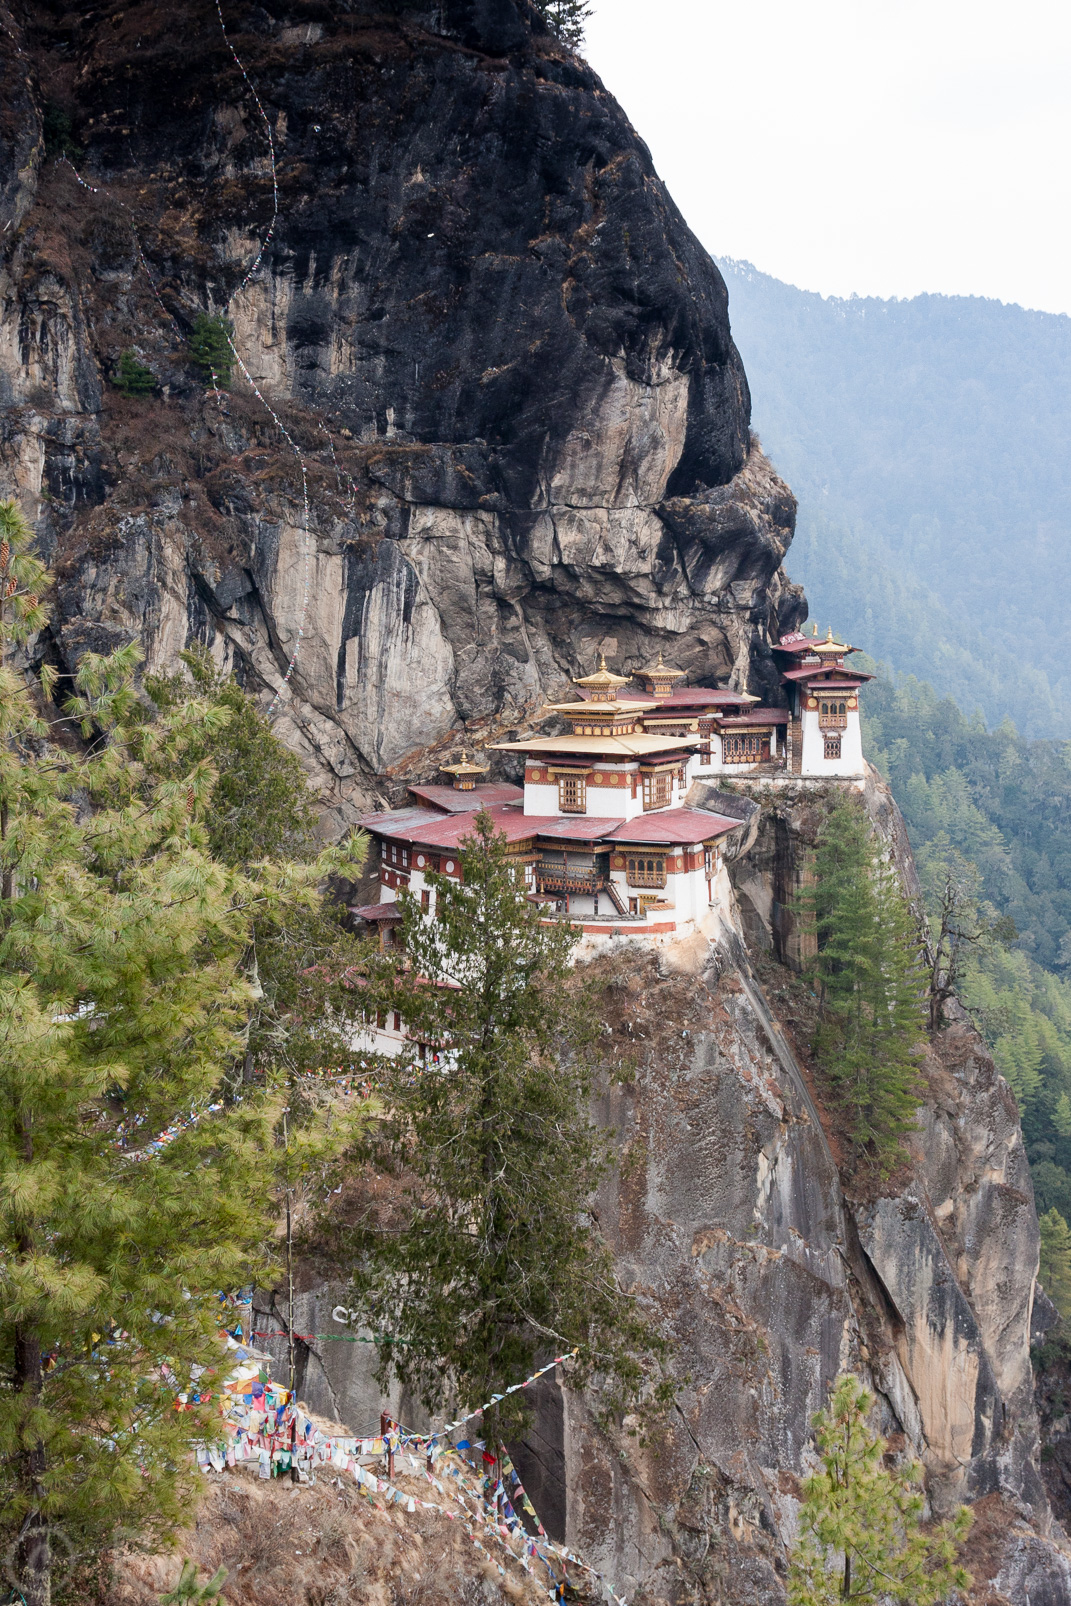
[359,802,539,850]
[406,782,523,814]
[716,708,789,726]
[606,808,739,845]
[777,632,861,658]
[533,817,635,843]
[352,902,403,921]
[360,800,740,852]
[781,665,872,685]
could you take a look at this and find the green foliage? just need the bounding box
[720,257,1071,739]
[1039,1209,1071,1320]
[532,0,592,47]
[113,350,157,398]
[42,103,82,161]
[147,647,372,1082]
[0,504,367,1603]
[146,647,318,871]
[187,315,234,388]
[805,796,926,1171]
[862,669,1071,1210]
[158,1560,227,1603]
[340,811,669,1435]
[0,500,50,648]
[788,1375,971,1605]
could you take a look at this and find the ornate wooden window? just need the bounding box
[557,773,587,813]
[642,772,673,810]
[723,733,768,763]
[824,734,842,760]
[626,855,667,889]
[819,700,848,728]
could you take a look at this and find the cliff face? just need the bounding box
[3,4,1068,1602]
[1,0,801,827]
[544,774,1066,1606]
[250,774,1071,1606]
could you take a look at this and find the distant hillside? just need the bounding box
[720,260,1071,738]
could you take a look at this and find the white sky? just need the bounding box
[584,0,1071,314]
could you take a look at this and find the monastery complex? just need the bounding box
[354,625,871,952]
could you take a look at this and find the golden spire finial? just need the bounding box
[826,626,834,641]
[598,652,607,672]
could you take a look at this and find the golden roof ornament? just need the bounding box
[813,626,852,656]
[440,749,490,790]
[637,648,686,689]
[572,653,633,703]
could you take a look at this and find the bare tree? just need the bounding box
[918,835,1016,1033]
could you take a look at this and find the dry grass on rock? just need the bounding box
[105,1468,550,1606]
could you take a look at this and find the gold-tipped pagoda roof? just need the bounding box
[637,649,685,684]
[572,654,632,699]
[440,750,490,778]
[812,626,853,656]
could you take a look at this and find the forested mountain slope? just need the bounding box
[864,672,1071,1222]
[721,259,1071,738]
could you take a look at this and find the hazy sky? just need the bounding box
[584,0,1071,315]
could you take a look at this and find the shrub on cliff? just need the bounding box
[336,810,670,1435]
[113,349,157,398]
[788,1374,971,1605]
[533,0,592,47]
[805,795,926,1172]
[187,314,234,388]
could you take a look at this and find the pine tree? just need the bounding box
[787,1374,971,1605]
[187,315,234,388]
[1039,1208,1071,1319]
[146,647,374,1084]
[532,0,592,48]
[0,500,365,1604]
[807,795,927,1172]
[114,350,157,398]
[339,810,668,1434]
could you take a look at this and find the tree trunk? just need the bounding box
[14,1325,49,1606]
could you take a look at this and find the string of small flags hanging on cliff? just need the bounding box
[194,1340,627,1605]
[214,0,280,293]
[212,1,313,712]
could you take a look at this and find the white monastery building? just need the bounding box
[353,626,869,952]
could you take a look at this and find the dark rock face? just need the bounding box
[0,0,803,828]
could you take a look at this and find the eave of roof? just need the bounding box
[716,708,789,726]
[781,665,873,684]
[490,733,700,757]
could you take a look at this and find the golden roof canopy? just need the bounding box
[637,649,685,684]
[440,750,490,788]
[572,654,632,701]
[812,626,853,656]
